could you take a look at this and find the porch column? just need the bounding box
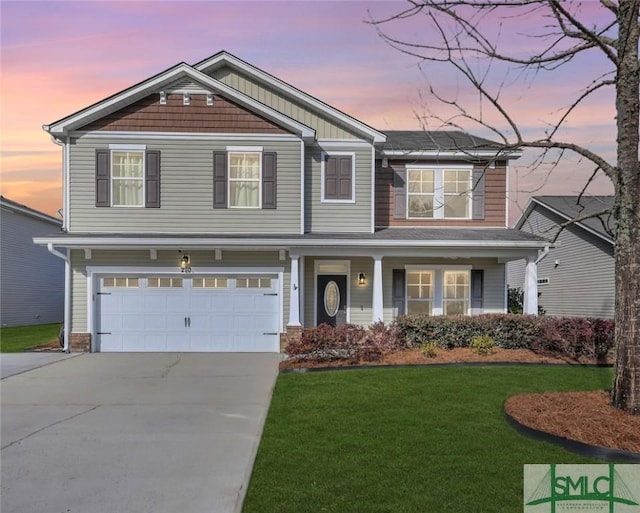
[288,254,301,326]
[372,255,383,323]
[523,256,538,315]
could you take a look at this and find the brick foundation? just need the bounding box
[280,325,303,353]
[68,333,91,352]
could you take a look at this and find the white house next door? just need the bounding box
[96,274,280,352]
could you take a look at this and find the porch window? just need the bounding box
[112,151,144,207]
[404,268,471,316]
[229,152,261,208]
[443,271,470,315]
[406,271,434,315]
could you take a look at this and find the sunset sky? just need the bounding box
[0,0,616,222]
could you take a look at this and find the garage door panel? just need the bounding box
[98,274,280,352]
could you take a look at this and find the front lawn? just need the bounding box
[0,323,61,352]
[243,365,613,513]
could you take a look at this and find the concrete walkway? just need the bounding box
[1,353,280,513]
[1,352,80,379]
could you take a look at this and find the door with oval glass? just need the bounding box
[316,275,347,326]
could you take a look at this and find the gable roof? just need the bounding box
[0,195,62,226]
[194,51,387,143]
[380,130,522,159]
[43,63,315,140]
[515,195,614,244]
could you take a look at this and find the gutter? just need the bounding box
[46,243,70,352]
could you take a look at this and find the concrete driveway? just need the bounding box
[1,353,280,513]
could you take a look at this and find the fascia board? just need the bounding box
[195,52,386,143]
[382,149,523,160]
[1,199,62,225]
[45,64,315,140]
[33,236,550,250]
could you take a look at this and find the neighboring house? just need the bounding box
[34,51,548,353]
[508,196,615,319]
[1,196,64,327]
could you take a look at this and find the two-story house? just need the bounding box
[35,51,548,352]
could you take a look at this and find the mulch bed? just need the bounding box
[280,348,640,455]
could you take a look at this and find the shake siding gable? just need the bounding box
[69,137,301,234]
[375,161,507,227]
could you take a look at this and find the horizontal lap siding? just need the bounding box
[508,207,614,318]
[305,144,373,233]
[70,250,291,333]
[375,161,507,227]
[68,137,301,233]
[211,67,361,140]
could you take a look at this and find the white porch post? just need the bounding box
[523,256,538,315]
[288,254,301,326]
[372,255,383,323]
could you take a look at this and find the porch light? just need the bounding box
[358,272,366,286]
[180,255,190,273]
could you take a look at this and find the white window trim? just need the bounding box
[227,149,263,209]
[320,151,356,204]
[405,265,472,316]
[314,259,351,325]
[406,165,473,220]
[110,147,146,208]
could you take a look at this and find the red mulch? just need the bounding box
[281,348,640,455]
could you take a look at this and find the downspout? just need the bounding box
[535,244,550,265]
[47,243,70,352]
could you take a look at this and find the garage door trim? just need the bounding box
[87,266,285,352]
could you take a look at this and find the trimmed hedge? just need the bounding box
[285,314,615,363]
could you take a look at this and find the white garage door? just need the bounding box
[97,274,280,352]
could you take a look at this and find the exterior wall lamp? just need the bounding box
[180,255,191,273]
[358,272,366,286]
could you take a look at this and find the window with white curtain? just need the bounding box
[229,152,261,208]
[443,270,470,315]
[112,151,144,207]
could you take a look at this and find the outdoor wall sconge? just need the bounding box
[358,272,366,286]
[180,255,191,273]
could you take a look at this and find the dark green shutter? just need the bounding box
[213,151,227,209]
[96,149,110,207]
[262,152,277,209]
[145,150,161,208]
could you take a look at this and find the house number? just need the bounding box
[324,281,340,317]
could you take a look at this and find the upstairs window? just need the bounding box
[229,151,261,208]
[406,167,472,219]
[112,151,144,207]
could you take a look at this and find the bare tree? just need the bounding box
[371,0,639,413]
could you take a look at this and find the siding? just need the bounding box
[209,66,362,140]
[305,143,373,233]
[68,137,302,233]
[79,93,288,134]
[507,206,614,318]
[69,249,291,333]
[302,256,505,327]
[0,207,64,327]
[376,161,507,227]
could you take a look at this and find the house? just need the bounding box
[508,195,615,318]
[1,196,64,327]
[34,51,549,352]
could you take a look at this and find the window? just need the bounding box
[443,271,470,315]
[147,277,183,288]
[406,271,434,315]
[229,152,261,208]
[405,268,470,316]
[103,277,139,288]
[112,151,144,207]
[192,277,228,288]
[236,277,272,289]
[322,153,354,202]
[407,167,472,219]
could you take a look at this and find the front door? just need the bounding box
[317,274,347,326]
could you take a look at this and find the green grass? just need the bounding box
[0,323,61,352]
[243,365,614,513]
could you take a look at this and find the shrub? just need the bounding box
[421,341,438,358]
[470,335,496,355]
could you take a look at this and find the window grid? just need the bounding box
[228,152,261,208]
[406,271,434,316]
[112,151,144,207]
[442,271,470,315]
[407,169,435,218]
[443,170,471,218]
[407,167,472,219]
[192,277,229,289]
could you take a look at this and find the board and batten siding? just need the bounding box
[69,250,291,333]
[507,206,614,318]
[209,66,362,140]
[68,137,302,233]
[0,206,64,327]
[302,256,505,328]
[305,144,373,233]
